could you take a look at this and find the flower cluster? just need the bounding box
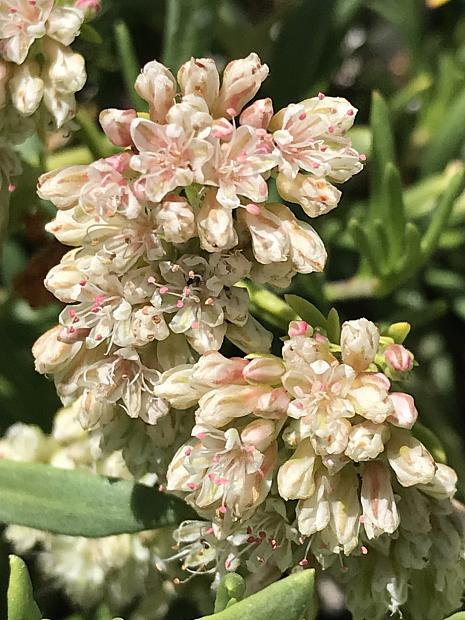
[0,405,176,619]
[34,54,363,442]
[158,318,465,619]
[0,0,98,202]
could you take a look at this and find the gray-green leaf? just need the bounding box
[0,460,196,537]
[198,570,315,620]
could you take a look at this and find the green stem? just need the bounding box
[114,20,146,110]
[76,109,112,160]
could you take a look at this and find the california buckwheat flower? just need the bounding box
[34,53,363,455]
[158,315,465,618]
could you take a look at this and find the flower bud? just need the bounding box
[387,392,418,429]
[213,53,269,117]
[242,356,285,384]
[38,165,88,209]
[387,429,436,487]
[238,204,289,264]
[418,463,457,499]
[197,189,238,252]
[192,352,248,388]
[43,39,86,94]
[345,421,390,461]
[253,387,290,419]
[32,325,82,374]
[196,384,271,427]
[278,438,316,500]
[75,0,101,17]
[43,88,76,128]
[239,98,273,129]
[241,419,275,451]
[177,58,220,110]
[385,344,413,372]
[288,321,312,337]
[156,194,196,243]
[135,60,176,123]
[46,6,84,46]
[341,318,379,371]
[99,108,137,147]
[267,203,327,273]
[276,172,341,217]
[211,117,234,141]
[166,94,212,134]
[9,61,44,116]
[155,365,206,409]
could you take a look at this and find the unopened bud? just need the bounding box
[341,318,379,371]
[239,97,273,129]
[99,108,137,147]
[243,356,285,384]
[32,326,82,374]
[213,53,269,117]
[157,195,196,243]
[135,60,176,123]
[385,343,413,372]
[177,57,220,110]
[388,392,418,429]
[241,419,275,451]
[9,61,43,116]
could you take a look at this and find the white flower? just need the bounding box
[340,318,379,372]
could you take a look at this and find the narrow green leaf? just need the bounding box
[7,556,41,620]
[372,219,392,276]
[284,295,327,330]
[421,169,465,260]
[162,0,217,71]
[384,163,406,260]
[198,570,315,620]
[348,219,383,276]
[214,574,246,613]
[394,222,421,279]
[369,91,395,219]
[422,83,465,174]
[114,21,146,111]
[443,612,465,619]
[79,23,103,45]
[0,460,196,537]
[326,308,341,343]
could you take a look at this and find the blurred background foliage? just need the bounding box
[4,0,465,617]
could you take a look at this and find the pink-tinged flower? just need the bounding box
[204,125,276,209]
[345,421,390,461]
[213,53,269,118]
[32,325,82,375]
[348,372,393,424]
[38,164,88,210]
[156,194,196,244]
[197,188,238,252]
[239,98,273,129]
[166,94,212,136]
[0,0,53,64]
[79,347,168,425]
[134,60,176,123]
[242,356,285,384]
[167,423,277,520]
[385,343,413,372]
[99,108,137,148]
[148,254,249,354]
[45,6,84,46]
[195,384,274,428]
[80,155,141,220]
[341,318,379,372]
[277,438,317,500]
[387,392,418,429]
[75,0,100,17]
[276,172,341,217]
[177,57,220,110]
[192,352,248,389]
[130,118,212,202]
[271,97,363,181]
[387,429,436,487]
[296,466,361,555]
[360,461,400,539]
